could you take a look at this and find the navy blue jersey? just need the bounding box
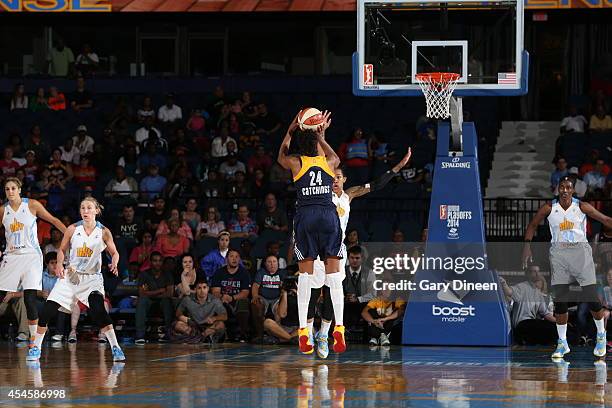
[294,155,335,209]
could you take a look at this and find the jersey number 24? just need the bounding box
[309,171,322,186]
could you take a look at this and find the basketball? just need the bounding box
[298,107,325,130]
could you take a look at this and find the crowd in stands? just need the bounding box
[1,74,426,346]
[554,90,612,200]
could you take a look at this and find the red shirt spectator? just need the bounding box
[0,147,20,176]
[580,162,610,178]
[37,217,51,246]
[48,87,66,111]
[21,150,39,183]
[153,219,190,258]
[129,231,154,272]
[73,155,97,186]
[247,145,272,174]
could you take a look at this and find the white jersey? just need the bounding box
[333,192,350,241]
[2,198,40,255]
[69,221,107,275]
[547,198,588,243]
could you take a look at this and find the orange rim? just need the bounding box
[415,72,461,83]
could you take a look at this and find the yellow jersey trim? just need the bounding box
[293,156,335,181]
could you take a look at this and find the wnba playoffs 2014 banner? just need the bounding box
[401,123,511,346]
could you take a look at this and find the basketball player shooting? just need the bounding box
[523,177,612,359]
[277,110,344,355]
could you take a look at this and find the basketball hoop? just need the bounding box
[415,72,461,119]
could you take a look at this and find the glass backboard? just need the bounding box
[354,0,528,97]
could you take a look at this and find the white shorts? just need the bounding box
[0,252,43,292]
[312,256,346,289]
[47,272,105,311]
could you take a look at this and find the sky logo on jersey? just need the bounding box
[559,218,574,231]
[9,218,23,233]
[76,243,93,257]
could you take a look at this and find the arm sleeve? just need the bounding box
[369,170,396,192]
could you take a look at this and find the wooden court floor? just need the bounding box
[0,341,609,407]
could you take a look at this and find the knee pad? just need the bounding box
[308,287,321,319]
[38,301,61,327]
[88,293,113,328]
[321,286,334,322]
[552,284,571,303]
[554,302,568,315]
[324,272,344,290]
[582,285,603,312]
[23,289,39,321]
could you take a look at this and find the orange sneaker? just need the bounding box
[298,327,314,354]
[332,325,346,353]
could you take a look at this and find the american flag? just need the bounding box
[498,72,517,84]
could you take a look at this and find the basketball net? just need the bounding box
[415,72,460,119]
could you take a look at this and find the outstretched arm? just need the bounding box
[277,113,301,173]
[581,202,612,229]
[29,200,66,233]
[346,148,412,201]
[522,203,552,268]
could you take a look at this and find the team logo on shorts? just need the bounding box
[9,218,23,233]
[76,243,93,257]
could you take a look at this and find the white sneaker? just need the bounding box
[15,333,29,342]
[51,334,64,342]
[379,333,391,346]
[369,337,378,346]
[67,332,77,343]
